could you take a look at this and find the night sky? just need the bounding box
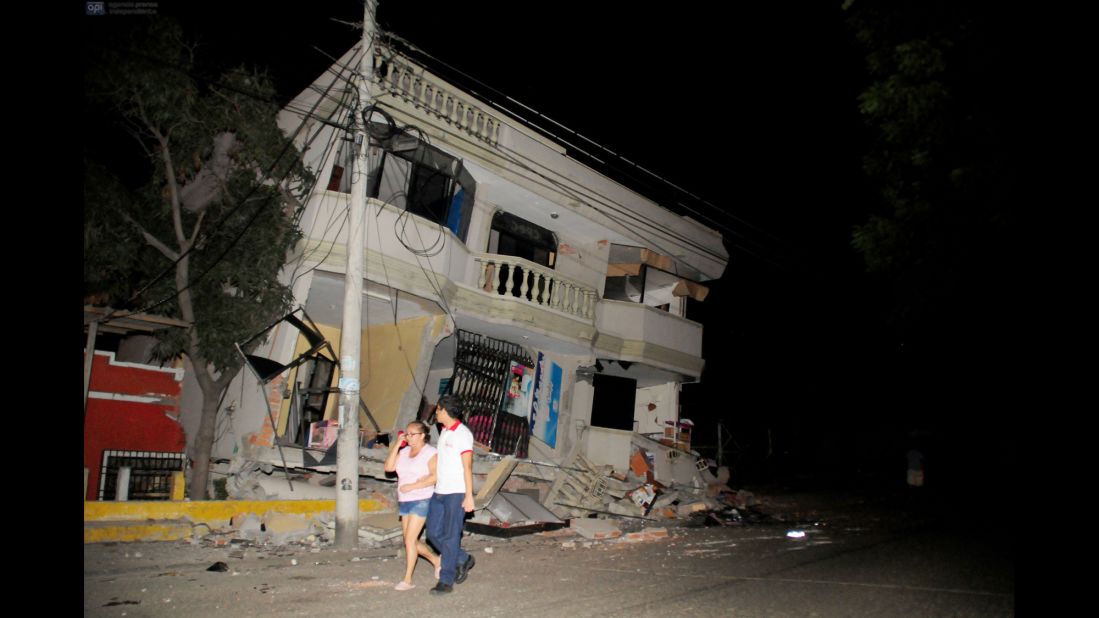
[84,1,1018,489]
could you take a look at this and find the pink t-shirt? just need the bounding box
[395,444,436,502]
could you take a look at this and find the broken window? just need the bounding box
[325,121,476,242]
[604,245,709,315]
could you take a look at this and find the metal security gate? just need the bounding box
[98,450,185,500]
[445,330,533,458]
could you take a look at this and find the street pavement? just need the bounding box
[84,487,1014,617]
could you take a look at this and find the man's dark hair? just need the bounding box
[436,394,465,422]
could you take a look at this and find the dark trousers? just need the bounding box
[426,492,469,585]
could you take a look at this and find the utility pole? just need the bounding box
[335,0,377,548]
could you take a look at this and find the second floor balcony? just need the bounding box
[297,194,706,376]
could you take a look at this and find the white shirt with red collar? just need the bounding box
[435,420,473,495]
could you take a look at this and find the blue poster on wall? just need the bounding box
[530,352,561,448]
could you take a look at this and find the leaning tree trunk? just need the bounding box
[186,360,242,500]
[188,384,222,499]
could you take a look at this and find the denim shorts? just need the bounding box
[398,498,431,517]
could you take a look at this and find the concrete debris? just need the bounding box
[535,527,577,539]
[652,490,680,509]
[223,428,761,535]
[618,527,669,543]
[231,514,264,538]
[487,492,564,525]
[263,512,316,544]
[545,454,612,519]
[226,512,323,545]
[357,526,402,545]
[475,457,520,510]
[570,518,623,540]
[705,507,743,526]
[677,502,709,517]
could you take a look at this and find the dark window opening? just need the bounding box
[591,373,636,431]
[407,162,453,224]
[489,211,557,300]
[325,122,476,242]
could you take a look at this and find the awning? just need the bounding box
[84,305,191,335]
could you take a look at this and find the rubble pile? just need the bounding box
[208,431,764,546]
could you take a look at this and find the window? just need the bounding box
[590,373,636,431]
[488,211,557,267]
[603,245,708,316]
[488,211,558,300]
[98,450,185,500]
[324,123,476,242]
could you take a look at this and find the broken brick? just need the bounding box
[630,451,650,477]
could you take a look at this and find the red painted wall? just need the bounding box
[83,352,185,501]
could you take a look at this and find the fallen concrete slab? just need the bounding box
[570,518,622,540]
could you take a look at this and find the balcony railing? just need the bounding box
[373,45,501,146]
[473,254,597,320]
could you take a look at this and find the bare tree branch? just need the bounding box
[189,209,207,246]
[134,93,188,250]
[120,211,179,261]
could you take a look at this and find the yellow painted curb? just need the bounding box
[84,499,392,543]
[84,520,194,543]
[84,499,389,525]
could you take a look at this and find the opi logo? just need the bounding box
[87,2,106,15]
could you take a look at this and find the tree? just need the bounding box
[84,19,313,498]
[844,0,1022,355]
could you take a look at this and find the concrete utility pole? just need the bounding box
[335,0,377,548]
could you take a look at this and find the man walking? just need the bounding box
[426,395,476,594]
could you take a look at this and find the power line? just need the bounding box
[376,31,794,259]
[287,42,746,270]
[359,47,790,270]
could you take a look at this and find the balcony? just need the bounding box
[372,44,502,147]
[594,300,705,378]
[472,254,597,321]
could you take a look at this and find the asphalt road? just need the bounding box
[84,488,1014,617]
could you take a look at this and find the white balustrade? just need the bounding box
[473,254,597,320]
[374,46,500,146]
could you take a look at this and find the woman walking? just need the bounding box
[383,421,442,590]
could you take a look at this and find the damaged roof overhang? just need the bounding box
[84,305,191,335]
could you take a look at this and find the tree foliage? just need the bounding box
[844,0,1020,345]
[84,18,313,497]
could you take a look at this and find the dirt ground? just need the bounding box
[86,485,990,617]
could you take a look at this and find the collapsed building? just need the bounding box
[168,37,729,532]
